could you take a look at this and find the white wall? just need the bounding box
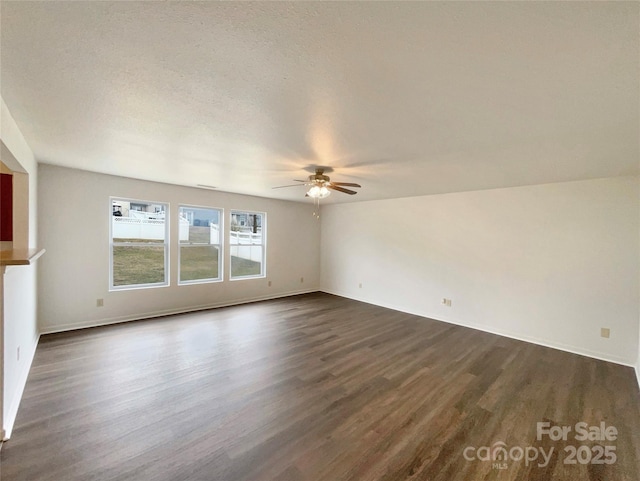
[321,176,640,366]
[38,164,320,333]
[1,98,40,439]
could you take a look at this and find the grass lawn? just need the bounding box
[180,245,219,282]
[185,226,211,243]
[113,246,165,286]
[230,256,262,278]
[113,225,262,285]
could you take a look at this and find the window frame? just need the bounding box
[229,210,266,280]
[178,204,224,286]
[109,196,170,291]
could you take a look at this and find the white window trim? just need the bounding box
[109,196,170,291]
[229,209,266,280]
[178,204,224,286]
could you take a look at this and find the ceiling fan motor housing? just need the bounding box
[310,169,330,183]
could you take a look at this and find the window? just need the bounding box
[179,205,222,284]
[110,198,168,289]
[230,211,265,279]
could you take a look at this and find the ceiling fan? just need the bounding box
[273,168,361,199]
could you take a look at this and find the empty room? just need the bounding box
[0,2,638,481]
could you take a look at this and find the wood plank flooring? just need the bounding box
[1,292,639,480]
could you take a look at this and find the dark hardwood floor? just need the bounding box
[1,292,639,480]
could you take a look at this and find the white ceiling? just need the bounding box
[1,2,638,204]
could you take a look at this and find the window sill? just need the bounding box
[230,275,266,281]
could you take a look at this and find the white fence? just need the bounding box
[210,224,220,244]
[113,219,261,262]
[229,230,262,245]
[211,225,263,262]
[113,216,189,241]
[210,225,262,245]
[230,245,263,263]
[179,218,189,241]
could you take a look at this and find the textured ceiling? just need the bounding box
[1,2,638,204]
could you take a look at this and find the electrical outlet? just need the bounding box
[268,280,272,287]
[601,328,610,339]
[359,283,362,288]
[17,346,20,361]
[300,277,304,283]
[441,298,452,307]
[96,298,104,307]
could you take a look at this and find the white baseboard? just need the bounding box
[3,334,40,440]
[321,289,635,368]
[39,288,318,335]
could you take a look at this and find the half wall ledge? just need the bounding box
[0,248,45,266]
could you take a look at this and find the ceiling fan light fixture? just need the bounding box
[307,185,331,199]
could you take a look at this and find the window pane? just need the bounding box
[230,211,265,279]
[230,246,263,277]
[111,198,168,290]
[112,200,166,243]
[113,246,165,286]
[180,245,220,282]
[179,206,221,283]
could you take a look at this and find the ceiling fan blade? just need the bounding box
[327,185,358,195]
[272,184,306,189]
[331,182,361,188]
[293,179,308,182]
